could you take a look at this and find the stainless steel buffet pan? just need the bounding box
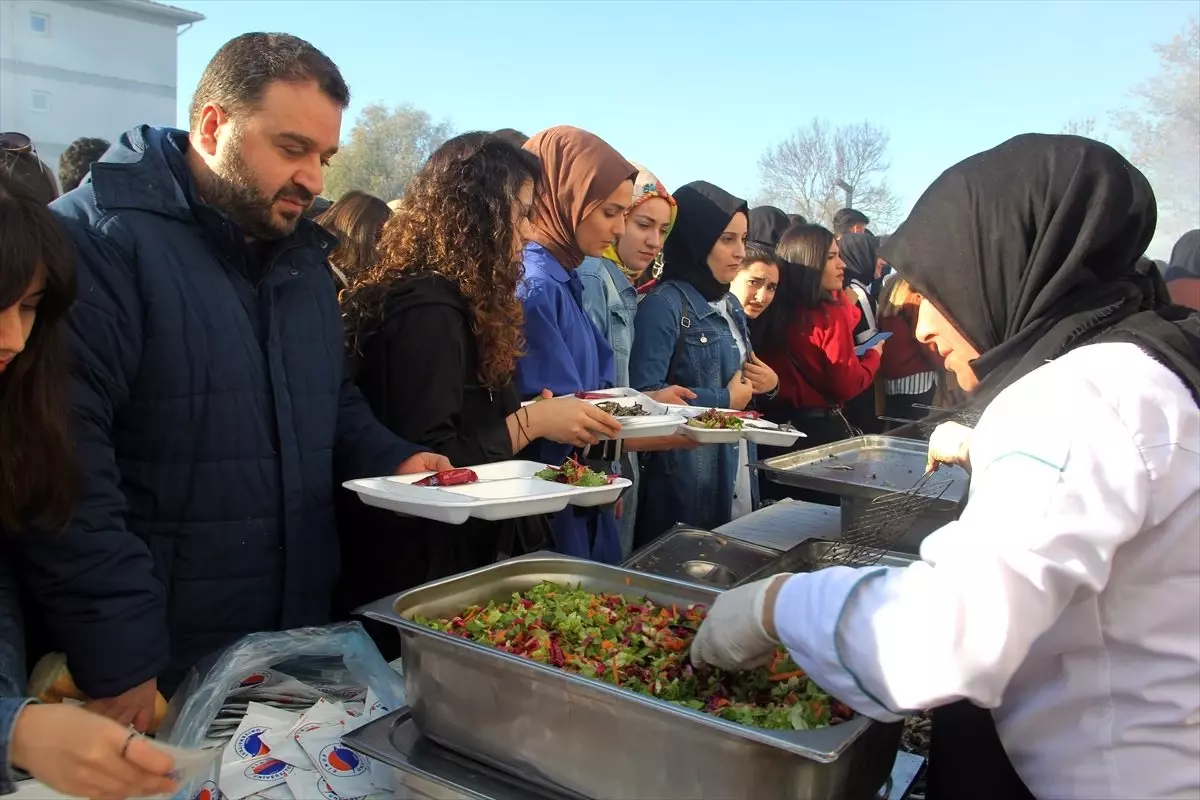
[754,436,969,553]
[621,524,782,589]
[753,435,967,502]
[358,556,900,800]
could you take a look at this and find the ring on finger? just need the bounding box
[121,728,139,759]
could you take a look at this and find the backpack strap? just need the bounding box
[663,283,693,385]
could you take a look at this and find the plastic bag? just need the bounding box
[158,622,404,751]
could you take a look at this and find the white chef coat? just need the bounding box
[773,342,1200,799]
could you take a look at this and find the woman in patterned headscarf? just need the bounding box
[578,165,695,558]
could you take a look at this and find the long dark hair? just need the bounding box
[342,132,541,389]
[0,172,78,531]
[315,190,390,285]
[753,224,837,351]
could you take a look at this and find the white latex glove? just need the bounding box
[690,574,793,671]
[926,421,974,473]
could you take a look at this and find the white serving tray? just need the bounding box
[583,391,688,440]
[343,460,630,525]
[665,405,806,447]
[741,419,806,448]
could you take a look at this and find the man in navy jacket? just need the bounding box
[19,33,449,729]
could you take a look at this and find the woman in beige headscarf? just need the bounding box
[514,126,636,563]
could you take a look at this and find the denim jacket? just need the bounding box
[630,280,760,539]
[578,257,638,387]
[0,547,29,795]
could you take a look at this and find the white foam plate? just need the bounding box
[678,421,745,445]
[667,405,805,447]
[584,392,688,440]
[343,460,629,524]
[741,419,806,447]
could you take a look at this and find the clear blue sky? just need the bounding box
[170,0,1195,228]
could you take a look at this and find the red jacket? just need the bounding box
[761,293,881,408]
[880,308,940,380]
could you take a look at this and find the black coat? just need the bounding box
[20,126,422,696]
[337,273,547,653]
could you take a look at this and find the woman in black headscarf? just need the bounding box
[747,205,792,250]
[688,134,1200,800]
[1165,228,1200,310]
[630,182,778,541]
[837,231,886,432]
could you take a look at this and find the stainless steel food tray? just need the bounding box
[344,707,581,800]
[753,436,968,505]
[358,556,900,800]
[738,538,917,585]
[621,525,782,589]
[344,707,927,800]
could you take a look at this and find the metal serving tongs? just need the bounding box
[814,467,951,569]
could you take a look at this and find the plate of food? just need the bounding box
[740,418,806,448]
[343,460,630,524]
[678,408,749,444]
[585,392,687,440]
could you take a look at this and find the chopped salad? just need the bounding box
[414,581,851,731]
[686,408,745,430]
[534,457,613,487]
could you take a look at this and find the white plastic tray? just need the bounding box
[343,461,630,525]
[666,405,806,447]
[584,392,687,440]
[741,419,806,448]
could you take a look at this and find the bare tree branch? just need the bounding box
[757,118,902,231]
[1112,18,1200,252]
[323,103,454,202]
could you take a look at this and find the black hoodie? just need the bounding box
[336,272,548,654]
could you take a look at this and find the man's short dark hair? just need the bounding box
[833,207,870,235]
[188,32,350,130]
[58,137,110,193]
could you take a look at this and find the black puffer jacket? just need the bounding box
[18,126,422,696]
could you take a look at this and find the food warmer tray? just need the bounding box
[753,436,967,502]
[343,707,927,800]
[753,436,969,552]
[620,525,782,589]
[357,555,901,800]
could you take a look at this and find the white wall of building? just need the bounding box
[0,0,202,180]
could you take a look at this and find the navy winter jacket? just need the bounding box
[17,126,423,696]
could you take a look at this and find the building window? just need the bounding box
[29,12,50,34]
[31,91,50,112]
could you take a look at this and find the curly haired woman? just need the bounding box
[336,132,620,657]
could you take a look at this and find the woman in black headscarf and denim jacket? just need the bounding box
[688,134,1200,800]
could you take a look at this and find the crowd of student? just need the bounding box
[0,29,1198,800]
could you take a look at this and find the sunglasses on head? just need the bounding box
[0,132,35,155]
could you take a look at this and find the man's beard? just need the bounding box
[197,144,313,241]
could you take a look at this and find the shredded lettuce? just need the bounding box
[415,581,852,731]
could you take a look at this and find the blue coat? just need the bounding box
[514,244,622,564]
[18,126,422,696]
[0,546,28,795]
[630,279,758,539]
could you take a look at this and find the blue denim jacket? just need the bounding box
[1,548,29,795]
[578,257,638,388]
[630,280,759,538]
